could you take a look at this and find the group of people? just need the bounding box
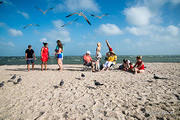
[120,56,145,74]
[83,40,117,72]
[25,39,145,74]
[25,40,63,71]
[83,40,145,73]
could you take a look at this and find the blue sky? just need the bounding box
[0,0,180,56]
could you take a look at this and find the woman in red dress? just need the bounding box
[41,42,49,71]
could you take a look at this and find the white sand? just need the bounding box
[0,63,180,120]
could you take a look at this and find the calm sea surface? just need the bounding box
[0,55,180,65]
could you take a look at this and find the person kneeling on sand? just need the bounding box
[25,45,36,71]
[102,51,117,71]
[83,51,94,70]
[133,56,145,74]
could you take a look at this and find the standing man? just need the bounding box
[25,45,36,71]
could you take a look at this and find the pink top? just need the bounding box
[83,55,92,63]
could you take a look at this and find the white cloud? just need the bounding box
[0,22,6,27]
[55,0,99,12]
[7,42,15,47]
[124,38,132,44]
[124,6,153,26]
[46,30,71,42]
[97,24,123,36]
[8,28,23,36]
[44,19,71,43]
[126,26,149,36]
[126,24,180,44]
[40,38,48,43]
[17,10,29,19]
[0,41,15,47]
[167,25,179,36]
[52,20,64,29]
[171,0,180,4]
[3,0,15,6]
[126,25,179,37]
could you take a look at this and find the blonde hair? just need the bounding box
[136,56,142,59]
[97,42,101,47]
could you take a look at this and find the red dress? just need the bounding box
[41,47,48,62]
[136,61,144,70]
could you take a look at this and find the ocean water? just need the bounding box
[0,55,180,65]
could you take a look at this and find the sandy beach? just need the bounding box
[0,63,180,120]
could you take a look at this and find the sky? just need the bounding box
[0,0,180,56]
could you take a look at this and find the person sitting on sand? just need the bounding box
[129,62,134,70]
[123,59,130,71]
[102,51,117,71]
[83,51,94,69]
[55,40,63,71]
[133,56,145,74]
[25,45,36,71]
[95,42,102,71]
[41,42,49,71]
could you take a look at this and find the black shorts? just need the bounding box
[26,60,34,64]
[84,62,92,67]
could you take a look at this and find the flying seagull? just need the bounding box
[35,6,54,15]
[94,80,104,86]
[153,74,168,80]
[90,13,109,19]
[23,24,40,29]
[66,12,91,25]
[61,18,79,27]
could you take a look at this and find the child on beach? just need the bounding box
[133,56,145,74]
[129,62,133,70]
[95,42,102,71]
[25,45,36,71]
[123,59,130,71]
[41,42,49,71]
[55,40,63,71]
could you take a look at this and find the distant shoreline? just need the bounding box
[0,55,180,65]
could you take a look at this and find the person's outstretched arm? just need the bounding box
[106,40,111,50]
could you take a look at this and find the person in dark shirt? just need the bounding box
[25,45,36,71]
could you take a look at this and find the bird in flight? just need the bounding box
[90,13,109,19]
[35,6,54,15]
[61,18,79,27]
[23,24,40,29]
[66,12,91,25]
